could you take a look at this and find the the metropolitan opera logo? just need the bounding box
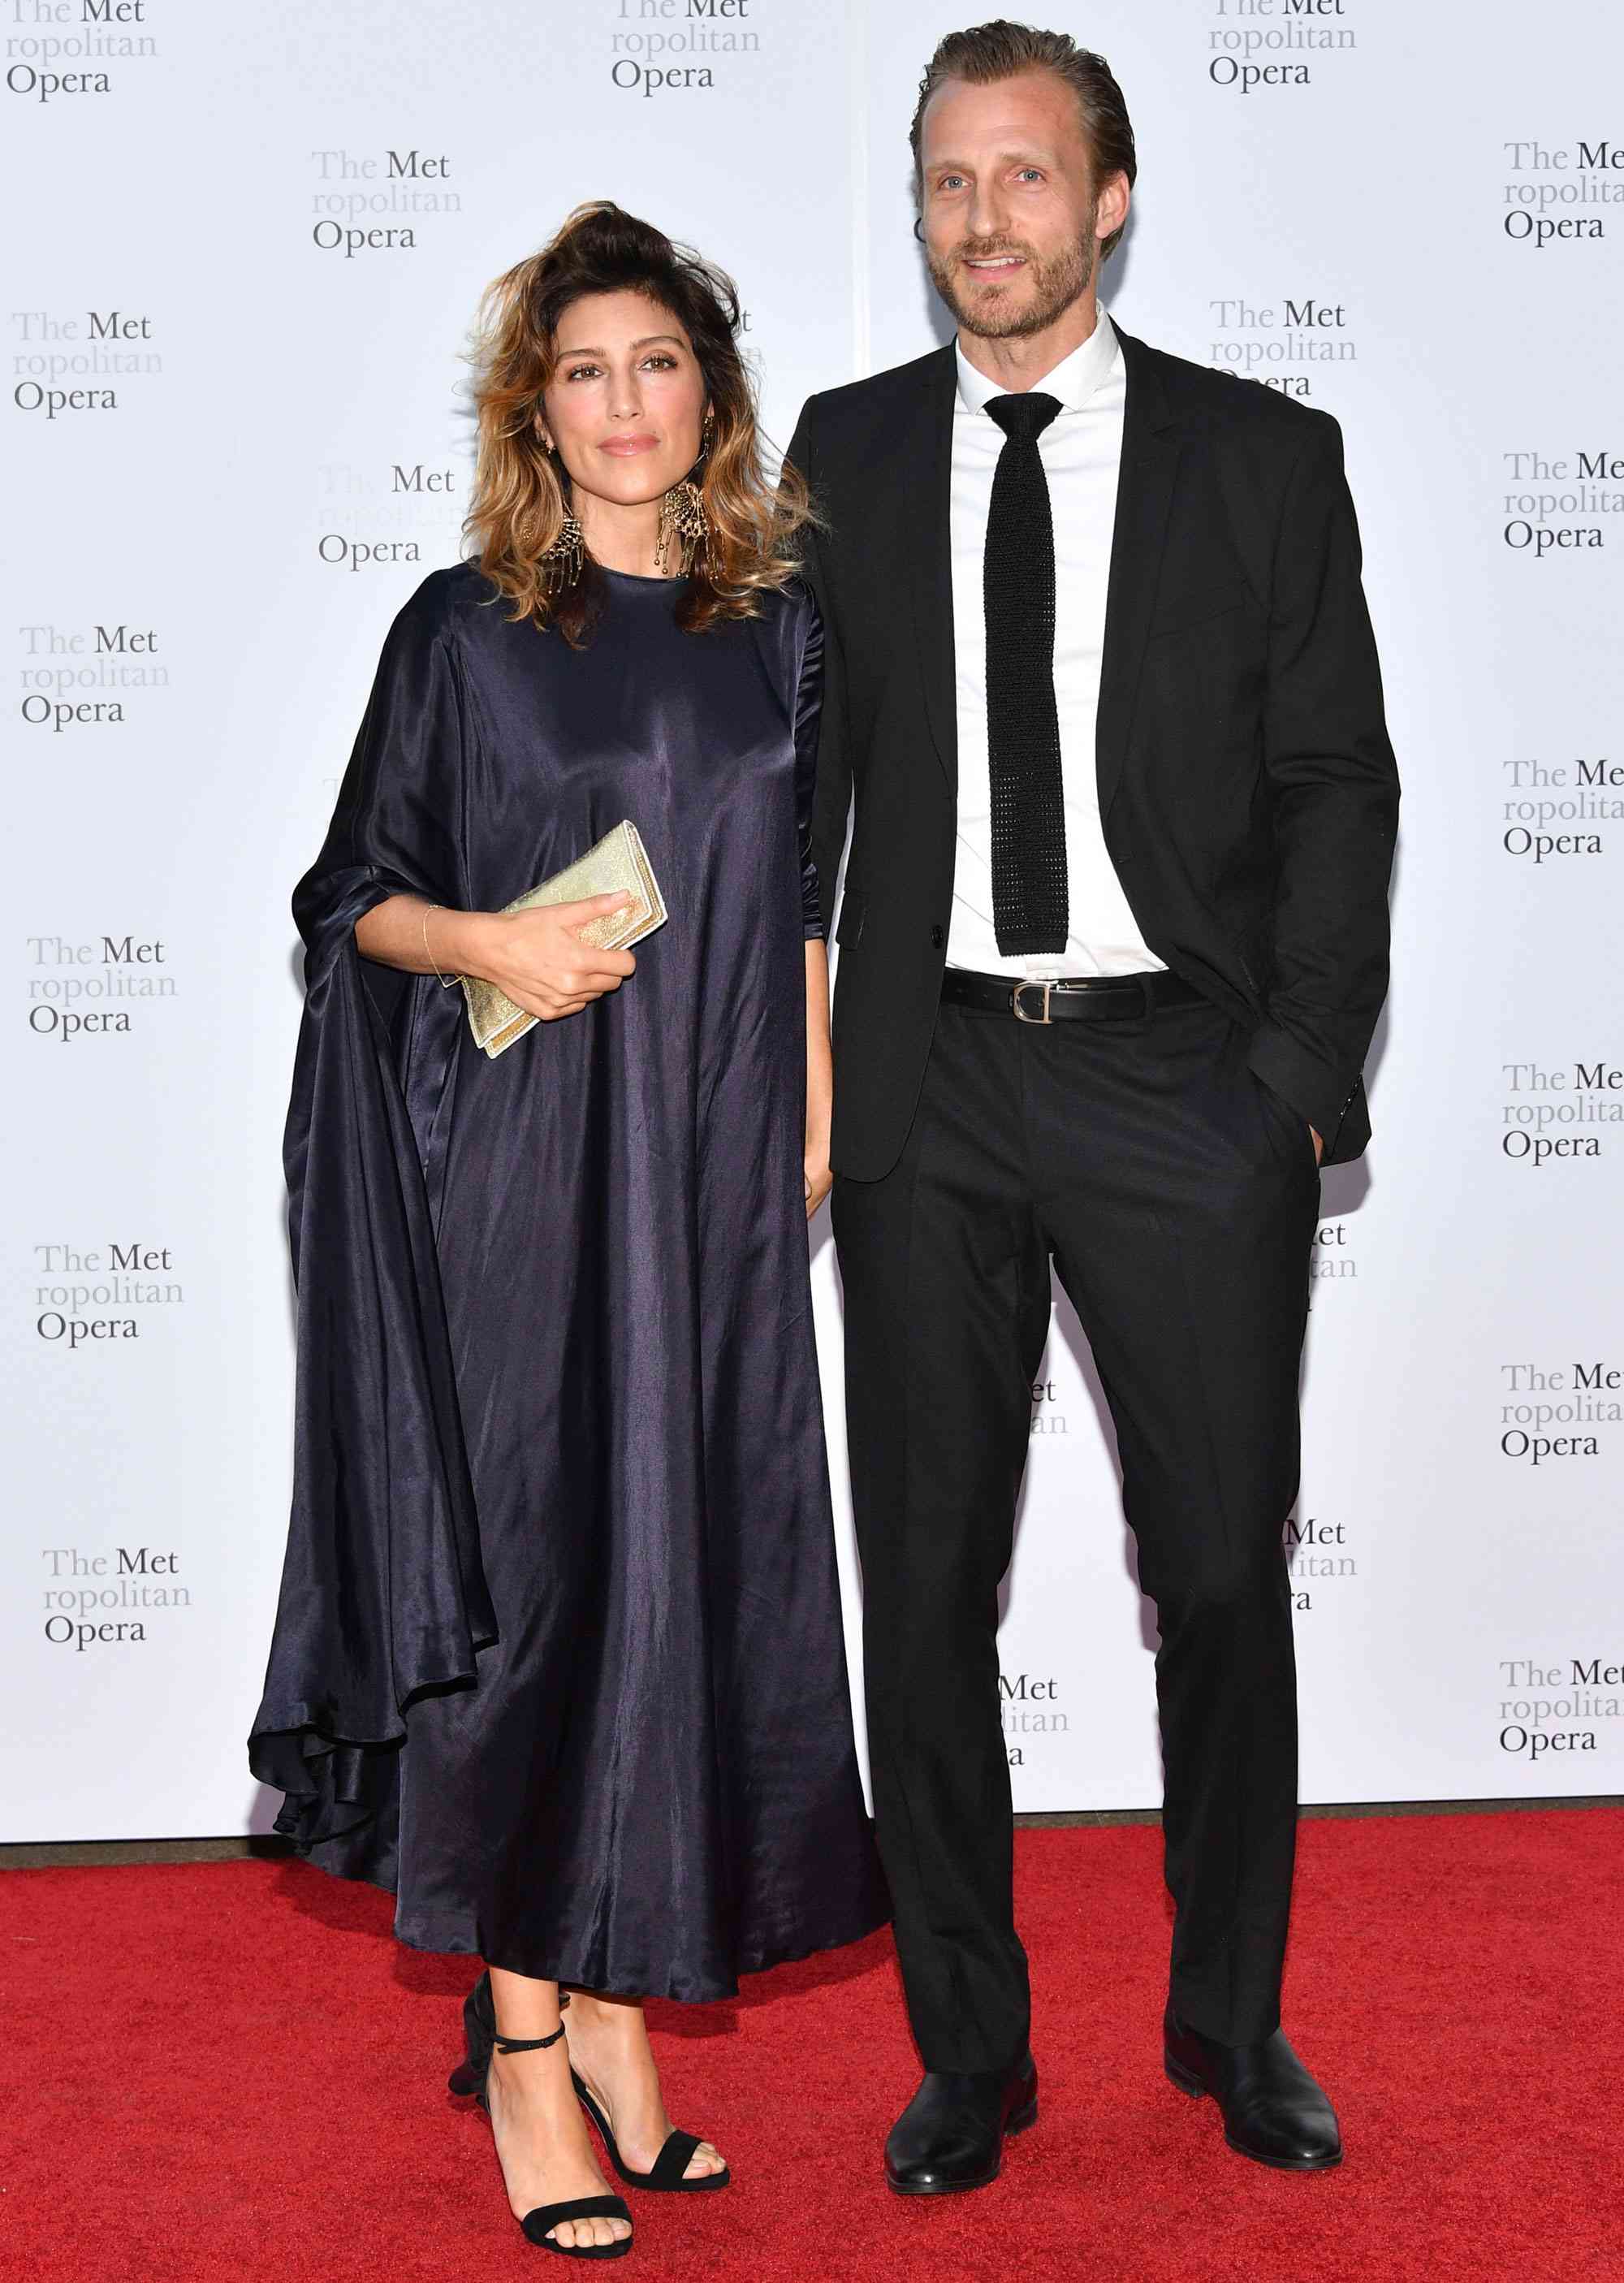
[1499,1057,1622,1166]
[1497,1655,1622,1764]
[1030,1375,1065,1440]
[30,1236,182,1348]
[1501,136,1623,249]
[1501,446,1623,557]
[1202,0,1358,97]
[16,617,166,731]
[1499,754,1622,863]
[1309,1217,1355,1303]
[1498,1360,1618,1467]
[315,456,463,577]
[308,147,460,259]
[605,0,764,97]
[1284,1514,1354,1612]
[1207,292,1355,404]
[9,308,160,420]
[1000,1671,1066,1771]
[39,1543,189,1653]
[4,2,157,105]
[25,930,175,1040]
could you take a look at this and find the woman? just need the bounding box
[250,202,885,2260]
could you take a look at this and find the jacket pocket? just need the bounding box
[836,886,867,947]
[1250,1068,1320,1178]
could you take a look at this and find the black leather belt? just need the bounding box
[939,966,1203,1025]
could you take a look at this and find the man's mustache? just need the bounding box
[951,238,1036,266]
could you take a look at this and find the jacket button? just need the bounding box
[931,924,944,949]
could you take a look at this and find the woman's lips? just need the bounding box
[598,434,660,456]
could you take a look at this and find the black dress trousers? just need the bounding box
[832,988,1321,2073]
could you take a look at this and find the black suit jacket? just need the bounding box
[787,326,1399,1181]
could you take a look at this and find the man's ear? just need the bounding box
[1096,170,1131,244]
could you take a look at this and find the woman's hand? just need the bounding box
[805,1126,833,1221]
[460,893,637,1022]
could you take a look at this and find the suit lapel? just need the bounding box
[908,344,960,793]
[1095,329,1184,824]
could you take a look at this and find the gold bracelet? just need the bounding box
[422,902,449,984]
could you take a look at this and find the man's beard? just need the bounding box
[928,228,1095,340]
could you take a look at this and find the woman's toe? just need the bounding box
[546,2210,631,2248]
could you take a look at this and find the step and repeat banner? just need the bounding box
[3,2,1620,1840]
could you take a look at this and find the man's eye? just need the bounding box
[937,174,966,192]
[1015,168,1043,184]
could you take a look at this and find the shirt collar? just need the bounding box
[955,305,1118,419]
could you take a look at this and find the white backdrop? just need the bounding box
[4,1,1621,1841]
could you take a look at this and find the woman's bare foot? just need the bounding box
[564,1991,728,2184]
[483,2001,632,2253]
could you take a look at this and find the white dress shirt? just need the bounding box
[947,306,1164,980]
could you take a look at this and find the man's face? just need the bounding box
[918,69,1123,340]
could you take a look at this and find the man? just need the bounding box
[788,23,1397,2194]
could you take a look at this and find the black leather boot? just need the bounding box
[1164,2005,1341,2170]
[884,2052,1039,2195]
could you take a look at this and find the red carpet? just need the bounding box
[5,1812,1622,2282]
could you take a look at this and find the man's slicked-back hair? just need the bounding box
[909,20,1137,263]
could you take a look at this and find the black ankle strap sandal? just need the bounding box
[571,2069,731,2194]
[518,2192,633,2262]
[448,1974,633,2259]
[495,2022,568,2055]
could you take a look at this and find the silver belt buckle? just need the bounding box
[1012,979,1053,1026]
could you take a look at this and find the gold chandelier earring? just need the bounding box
[654,405,715,579]
[539,510,585,595]
[536,428,585,595]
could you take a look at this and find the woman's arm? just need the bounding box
[356,890,637,1023]
[805,936,833,1219]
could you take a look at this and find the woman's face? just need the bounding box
[541,290,707,510]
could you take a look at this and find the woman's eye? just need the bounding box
[642,354,678,372]
[564,364,599,383]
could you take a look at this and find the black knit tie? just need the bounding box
[983,391,1068,957]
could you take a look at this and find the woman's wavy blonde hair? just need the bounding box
[464,202,811,645]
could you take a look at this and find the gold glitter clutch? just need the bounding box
[445,820,667,1059]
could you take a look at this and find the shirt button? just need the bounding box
[931,924,944,949]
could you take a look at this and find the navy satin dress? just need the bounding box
[250,561,885,1998]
